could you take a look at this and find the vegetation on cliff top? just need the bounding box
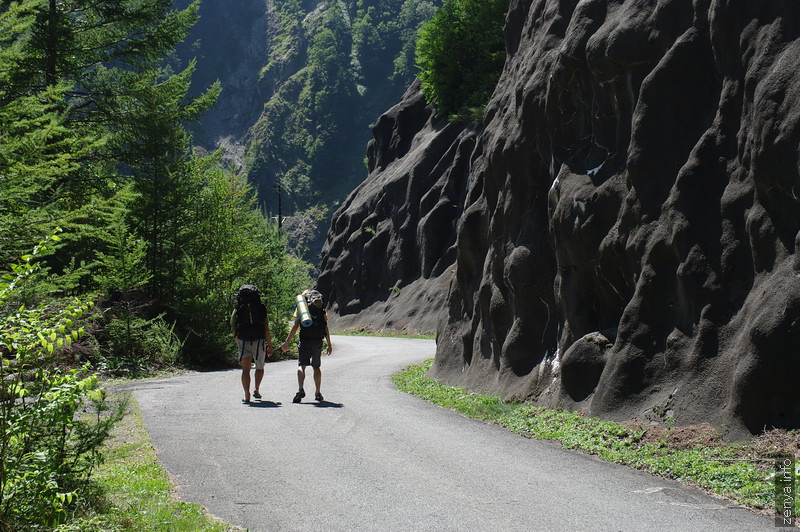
[416,0,508,119]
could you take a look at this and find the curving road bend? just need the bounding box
[130,336,774,531]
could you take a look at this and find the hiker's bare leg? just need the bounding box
[297,366,306,389]
[313,367,322,394]
[254,368,264,394]
[241,357,252,400]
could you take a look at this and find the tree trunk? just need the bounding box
[45,0,58,86]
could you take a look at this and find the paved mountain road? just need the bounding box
[131,336,773,531]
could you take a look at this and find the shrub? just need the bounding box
[0,238,124,529]
[100,310,183,375]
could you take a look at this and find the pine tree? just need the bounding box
[94,186,151,293]
[0,1,102,265]
[10,0,220,299]
[113,62,219,301]
[16,0,209,174]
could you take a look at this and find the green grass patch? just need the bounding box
[332,327,435,340]
[394,359,799,515]
[59,394,241,531]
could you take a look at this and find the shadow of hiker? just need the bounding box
[248,400,282,408]
[312,400,343,408]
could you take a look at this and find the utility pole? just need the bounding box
[274,182,282,230]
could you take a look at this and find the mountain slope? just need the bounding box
[175,0,438,259]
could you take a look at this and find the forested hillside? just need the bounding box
[175,0,439,260]
[1,0,311,366]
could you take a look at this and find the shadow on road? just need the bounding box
[313,401,343,408]
[248,400,282,408]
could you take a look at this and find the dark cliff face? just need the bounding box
[175,0,270,154]
[317,80,477,332]
[319,0,800,437]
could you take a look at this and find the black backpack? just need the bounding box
[235,285,266,341]
[299,303,326,340]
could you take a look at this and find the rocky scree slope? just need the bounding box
[318,0,800,437]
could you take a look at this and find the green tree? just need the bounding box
[20,0,200,96]
[94,186,151,294]
[416,0,508,118]
[3,0,218,300]
[392,0,438,83]
[12,0,203,193]
[174,159,311,365]
[111,61,219,302]
[0,1,104,266]
[20,0,219,301]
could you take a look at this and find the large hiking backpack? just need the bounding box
[299,303,326,340]
[235,285,266,340]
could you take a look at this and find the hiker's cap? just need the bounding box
[306,289,324,307]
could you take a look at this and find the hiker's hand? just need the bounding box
[326,344,332,355]
[266,345,273,358]
[280,342,288,353]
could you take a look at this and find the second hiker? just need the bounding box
[279,289,332,402]
[232,284,273,403]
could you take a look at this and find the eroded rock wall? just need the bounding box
[317,81,476,332]
[320,0,800,436]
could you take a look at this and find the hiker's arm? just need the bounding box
[325,325,332,355]
[280,322,300,352]
[264,309,274,357]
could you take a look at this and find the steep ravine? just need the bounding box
[318,0,800,438]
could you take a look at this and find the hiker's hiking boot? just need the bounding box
[293,389,305,403]
[315,392,323,402]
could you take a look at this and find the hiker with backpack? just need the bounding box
[279,289,332,403]
[231,285,273,403]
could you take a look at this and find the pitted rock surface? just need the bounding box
[317,80,476,333]
[318,0,800,437]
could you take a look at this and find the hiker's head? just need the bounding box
[237,285,260,304]
[305,289,324,308]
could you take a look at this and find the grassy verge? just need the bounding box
[60,394,241,531]
[332,326,435,340]
[394,359,799,517]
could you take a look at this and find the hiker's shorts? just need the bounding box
[238,339,267,370]
[298,338,323,368]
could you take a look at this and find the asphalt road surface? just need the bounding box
[131,336,775,531]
